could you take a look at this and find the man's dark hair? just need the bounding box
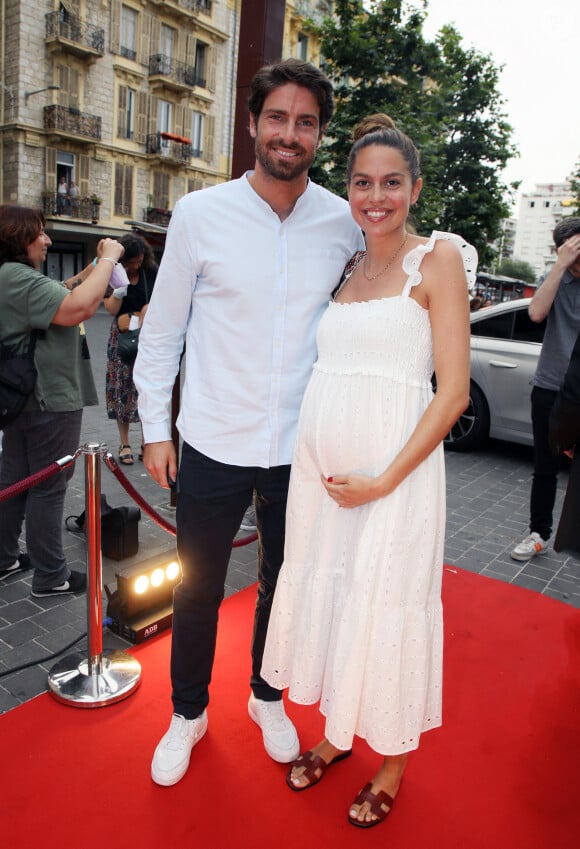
[248,58,334,132]
[553,216,580,247]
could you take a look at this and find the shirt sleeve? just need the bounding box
[133,199,197,443]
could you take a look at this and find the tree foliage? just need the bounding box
[496,258,537,285]
[569,159,580,215]
[307,0,518,266]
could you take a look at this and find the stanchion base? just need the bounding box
[47,649,141,708]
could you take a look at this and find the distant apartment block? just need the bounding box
[513,181,576,278]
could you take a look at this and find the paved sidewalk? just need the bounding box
[1,308,579,714]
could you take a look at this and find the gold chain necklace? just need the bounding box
[363,233,409,281]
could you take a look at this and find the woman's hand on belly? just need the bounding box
[321,472,384,508]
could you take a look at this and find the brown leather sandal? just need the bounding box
[118,444,134,465]
[286,748,352,792]
[347,782,395,828]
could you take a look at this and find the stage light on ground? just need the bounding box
[166,560,180,581]
[105,550,181,644]
[151,568,164,587]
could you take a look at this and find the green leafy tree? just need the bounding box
[307,0,518,266]
[569,159,580,215]
[496,258,537,285]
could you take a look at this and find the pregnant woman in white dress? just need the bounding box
[261,114,477,828]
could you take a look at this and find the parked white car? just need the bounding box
[444,298,546,451]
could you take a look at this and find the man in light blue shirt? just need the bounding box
[134,58,364,786]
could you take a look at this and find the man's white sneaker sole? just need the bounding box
[151,711,208,786]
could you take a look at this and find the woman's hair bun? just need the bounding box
[353,113,397,141]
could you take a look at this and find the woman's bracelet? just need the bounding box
[92,256,118,267]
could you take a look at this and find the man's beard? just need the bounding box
[254,138,316,182]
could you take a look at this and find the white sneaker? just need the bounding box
[511,532,549,562]
[151,711,208,786]
[248,693,299,763]
[240,506,257,531]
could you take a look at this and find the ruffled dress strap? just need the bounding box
[401,231,478,297]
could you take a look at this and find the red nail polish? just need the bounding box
[328,476,333,482]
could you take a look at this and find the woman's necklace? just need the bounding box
[363,233,409,281]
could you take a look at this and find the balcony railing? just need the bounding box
[147,132,192,163]
[144,207,172,227]
[168,0,212,14]
[44,104,102,141]
[45,11,105,56]
[41,192,101,223]
[149,55,204,89]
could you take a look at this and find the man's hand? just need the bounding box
[557,233,580,270]
[142,441,177,489]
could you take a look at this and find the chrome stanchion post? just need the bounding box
[48,443,141,707]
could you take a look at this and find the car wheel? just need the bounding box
[444,381,490,452]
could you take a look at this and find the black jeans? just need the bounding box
[171,443,290,719]
[530,386,559,540]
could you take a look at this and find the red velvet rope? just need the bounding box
[103,453,258,548]
[0,455,77,502]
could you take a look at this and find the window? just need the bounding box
[158,99,172,133]
[296,33,308,61]
[114,163,133,216]
[191,111,204,158]
[529,201,535,208]
[471,306,546,344]
[160,24,174,59]
[126,88,135,140]
[194,42,207,87]
[120,6,137,61]
[117,86,136,140]
[157,100,172,154]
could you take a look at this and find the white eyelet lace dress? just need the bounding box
[261,231,477,756]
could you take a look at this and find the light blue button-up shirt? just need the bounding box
[134,173,364,468]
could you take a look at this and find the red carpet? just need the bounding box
[2,568,579,849]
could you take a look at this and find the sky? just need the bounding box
[420,0,578,204]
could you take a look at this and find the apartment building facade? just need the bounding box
[0,0,330,274]
[0,0,239,274]
[513,180,576,279]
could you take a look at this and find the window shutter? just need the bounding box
[139,13,152,67]
[70,68,80,110]
[78,155,90,198]
[124,165,133,216]
[110,0,121,54]
[204,114,215,163]
[174,103,185,137]
[117,85,127,138]
[149,16,160,62]
[207,46,217,93]
[114,163,123,215]
[136,92,148,145]
[45,147,57,191]
[57,65,68,105]
[186,34,197,66]
[149,95,158,135]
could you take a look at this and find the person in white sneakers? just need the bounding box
[134,58,364,787]
[511,218,580,562]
